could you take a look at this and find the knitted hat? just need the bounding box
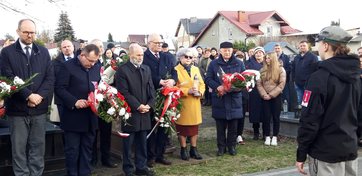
[254,46,265,54]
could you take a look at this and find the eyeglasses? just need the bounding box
[151,41,164,45]
[83,54,98,64]
[21,31,36,36]
[183,55,193,59]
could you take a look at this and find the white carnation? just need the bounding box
[0,82,10,92]
[164,123,170,127]
[124,113,129,120]
[107,107,116,115]
[95,93,104,102]
[110,87,118,94]
[98,81,107,91]
[13,76,25,85]
[176,114,181,119]
[119,108,126,116]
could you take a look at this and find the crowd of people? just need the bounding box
[0,19,361,176]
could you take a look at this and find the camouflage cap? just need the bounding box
[315,26,353,44]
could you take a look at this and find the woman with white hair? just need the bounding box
[174,48,205,160]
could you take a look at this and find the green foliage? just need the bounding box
[54,11,76,43]
[34,39,45,46]
[233,40,256,52]
[107,33,114,42]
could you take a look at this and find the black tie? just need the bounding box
[155,53,159,60]
[67,56,71,61]
[25,46,31,59]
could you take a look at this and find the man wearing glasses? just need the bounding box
[0,19,54,176]
[55,44,101,176]
[143,33,177,167]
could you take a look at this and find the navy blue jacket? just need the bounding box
[279,53,291,83]
[115,61,155,132]
[55,58,101,132]
[245,57,264,123]
[52,53,75,105]
[142,49,177,90]
[292,51,318,86]
[205,55,245,120]
[0,39,54,116]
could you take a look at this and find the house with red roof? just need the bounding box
[191,10,301,48]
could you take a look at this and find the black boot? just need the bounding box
[228,146,236,156]
[217,147,226,156]
[189,146,202,160]
[253,133,259,140]
[180,147,189,160]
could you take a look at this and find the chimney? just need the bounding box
[238,11,247,23]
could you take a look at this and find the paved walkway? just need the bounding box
[242,157,362,176]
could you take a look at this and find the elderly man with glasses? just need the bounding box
[143,33,178,167]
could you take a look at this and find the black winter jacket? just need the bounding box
[292,51,318,86]
[296,55,362,163]
[0,40,54,116]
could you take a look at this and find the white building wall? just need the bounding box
[258,17,281,37]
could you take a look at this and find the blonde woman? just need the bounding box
[257,51,286,146]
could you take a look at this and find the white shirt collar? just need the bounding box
[19,40,33,53]
[150,50,159,57]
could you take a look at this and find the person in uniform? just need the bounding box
[296,26,362,176]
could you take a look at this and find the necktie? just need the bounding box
[25,46,31,59]
[66,56,72,61]
[155,53,159,60]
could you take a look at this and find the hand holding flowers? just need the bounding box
[220,69,260,95]
[88,81,131,124]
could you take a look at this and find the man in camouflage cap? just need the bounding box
[296,26,361,175]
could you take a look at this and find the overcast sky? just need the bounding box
[1,0,361,42]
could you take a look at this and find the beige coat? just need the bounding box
[175,64,205,126]
[257,67,286,98]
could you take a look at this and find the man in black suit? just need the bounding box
[116,43,155,176]
[55,44,101,176]
[52,39,75,118]
[143,33,177,167]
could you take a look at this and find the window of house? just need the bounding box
[228,28,233,40]
[267,26,273,37]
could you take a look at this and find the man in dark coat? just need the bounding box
[55,44,101,176]
[143,33,177,167]
[274,43,291,109]
[116,43,155,176]
[0,19,54,176]
[52,39,75,118]
[292,41,319,107]
[296,26,362,176]
[205,42,245,156]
